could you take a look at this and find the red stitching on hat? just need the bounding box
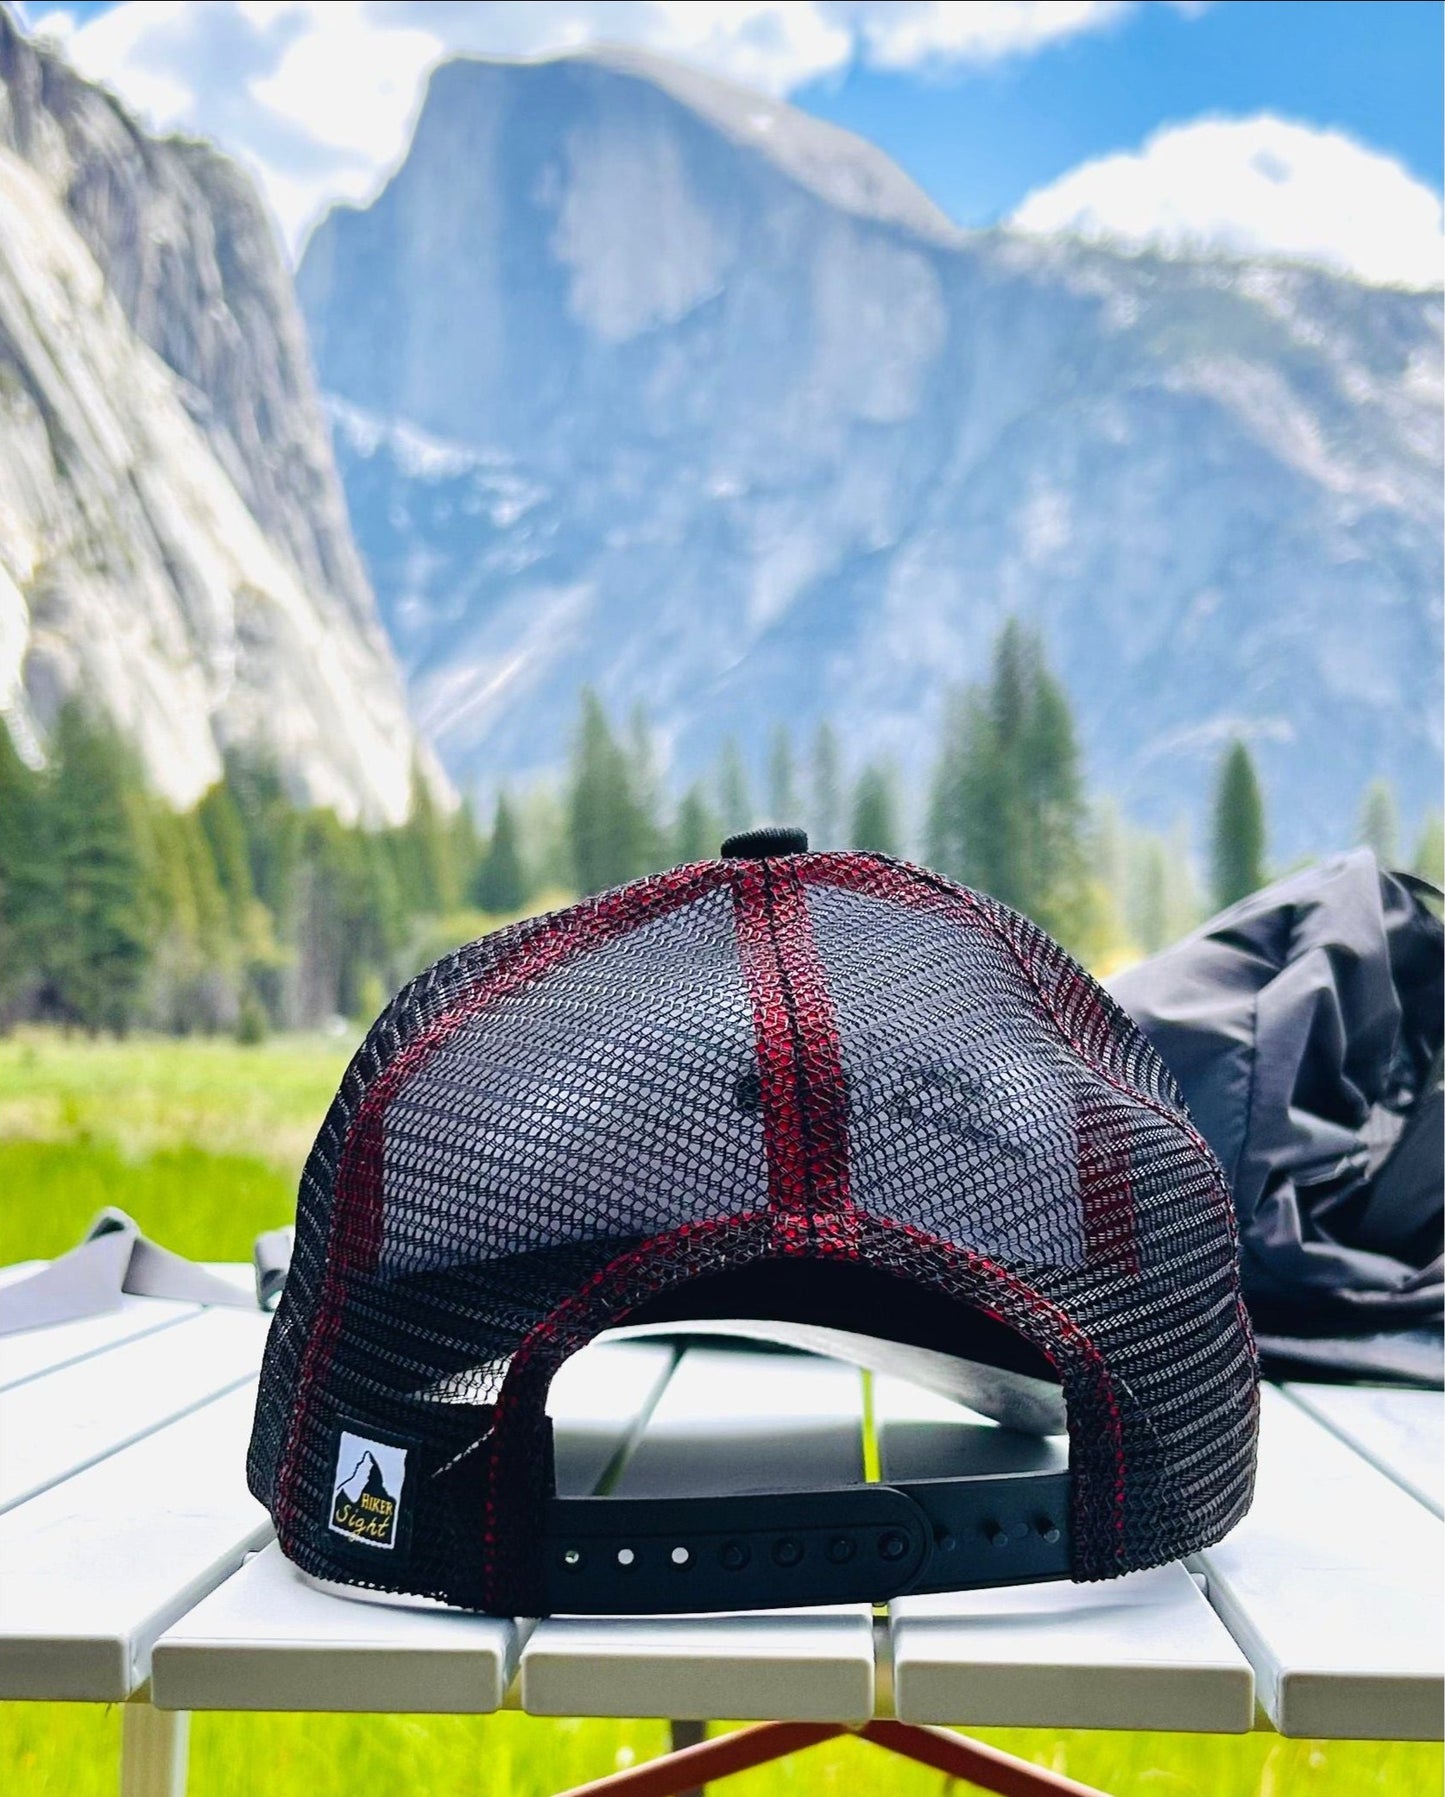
[1075,1094,1141,1275]
[731,859,854,1243]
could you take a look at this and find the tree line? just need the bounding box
[0,708,473,1037]
[1,622,1438,1037]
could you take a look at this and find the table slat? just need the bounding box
[521,1349,877,1723]
[0,1298,199,1393]
[0,1307,272,1513]
[550,1340,677,1496]
[1283,1383,1443,1519]
[152,1542,523,1714]
[149,1342,671,1713]
[0,1383,271,1700]
[876,1377,1255,1732]
[1198,1385,1444,1739]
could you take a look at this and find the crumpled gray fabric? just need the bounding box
[1110,851,1443,1384]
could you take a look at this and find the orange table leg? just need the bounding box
[862,1720,1111,1796]
[552,1722,845,1797]
[550,1718,1113,1797]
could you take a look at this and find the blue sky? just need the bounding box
[24,2,1445,284]
[797,1,1443,227]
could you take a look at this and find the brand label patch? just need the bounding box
[330,1430,407,1550]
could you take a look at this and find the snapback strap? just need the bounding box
[542,1469,1070,1613]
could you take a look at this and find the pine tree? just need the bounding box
[356,827,409,992]
[1413,811,1444,889]
[673,784,720,864]
[198,781,257,929]
[1358,779,1400,868]
[766,725,800,823]
[1022,650,1088,929]
[568,690,618,894]
[849,764,900,856]
[292,811,346,1023]
[203,767,286,1026]
[222,753,303,925]
[624,702,666,875]
[1135,837,1169,955]
[809,720,842,851]
[44,703,150,1031]
[716,738,752,837]
[926,620,1093,948]
[473,792,528,913]
[567,690,657,895]
[396,763,456,914]
[0,727,53,1022]
[177,807,230,959]
[139,798,238,1034]
[291,810,407,1024]
[925,689,970,880]
[448,799,485,906]
[1210,740,1267,910]
[514,786,572,898]
[221,754,305,1026]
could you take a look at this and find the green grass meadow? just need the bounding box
[1,1032,1440,1797]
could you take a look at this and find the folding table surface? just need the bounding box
[0,1266,274,1701]
[2,1255,1440,1751]
[0,1295,203,1393]
[1197,1384,1443,1739]
[0,1384,272,1699]
[0,1306,272,1514]
[1283,1381,1443,1518]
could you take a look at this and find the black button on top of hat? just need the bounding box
[720,826,808,859]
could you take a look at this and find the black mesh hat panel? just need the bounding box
[378,885,768,1272]
[247,850,1258,1616]
[799,857,1258,1572]
[247,862,739,1598]
[804,878,1086,1261]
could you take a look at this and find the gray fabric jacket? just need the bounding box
[1110,852,1442,1383]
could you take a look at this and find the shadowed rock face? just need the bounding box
[300,48,1443,853]
[0,12,440,822]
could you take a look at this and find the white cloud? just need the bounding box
[248,6,443,159]
[1011,114,1444,290]
[27,0,1140,249]
[32,3,1440,292]
[853,1,1131,71]
[34,1,197,126]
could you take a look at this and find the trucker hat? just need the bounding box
[248,829,1259,1616]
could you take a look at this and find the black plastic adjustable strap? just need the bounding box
[542,1470,1071,1614]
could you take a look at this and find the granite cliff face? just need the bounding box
[0,13,433,821]
[300,48,1443,852]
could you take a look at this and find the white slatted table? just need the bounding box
[1283,1381,1443,1518]
[1197,1385,1444,1739]
[0,1264,1440,1797]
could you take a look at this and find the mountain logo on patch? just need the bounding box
[329,1430,406,1549]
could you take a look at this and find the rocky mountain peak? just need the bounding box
[298,47,1442,853]
[0,10,440,822]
